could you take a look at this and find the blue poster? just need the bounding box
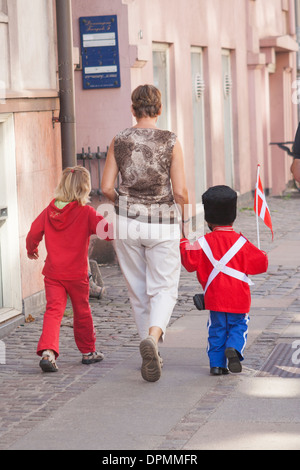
[80,15,121,89]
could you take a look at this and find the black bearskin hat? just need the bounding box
[202,185,237,225]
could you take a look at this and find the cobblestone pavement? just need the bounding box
[0,189,299,450]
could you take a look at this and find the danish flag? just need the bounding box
[254,165,274,241]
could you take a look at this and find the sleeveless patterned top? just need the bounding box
[114,128,178,224]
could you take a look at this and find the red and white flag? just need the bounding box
[254,165,273,246]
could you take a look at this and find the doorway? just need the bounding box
[0,113,22,322]
[153,43,171,131]
[191,47,206,204]
[222,49,234,187]
[0,246,2,309]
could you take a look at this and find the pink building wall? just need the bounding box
[72,0,132,154]
[72,0,298,203]
[16,110,62,301]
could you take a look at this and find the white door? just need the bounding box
[0,246,2,309]
[191,47,206,204]
[0,120,7,311]
[222,50,234,187]
[153,43,171,131]
[0,113,22,322]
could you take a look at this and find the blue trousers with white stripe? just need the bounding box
[207,311,250,368]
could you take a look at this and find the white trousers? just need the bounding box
[114,216,181,342]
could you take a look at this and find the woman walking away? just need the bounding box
[101,84,189,382]
[26,166,112,373]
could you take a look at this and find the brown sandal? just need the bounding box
[39,350,58,373]
[82,351,104,365]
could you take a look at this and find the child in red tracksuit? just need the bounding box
[180,185,268,376]
[26,166,112,373]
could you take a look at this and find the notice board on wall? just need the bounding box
[80,15,121,90]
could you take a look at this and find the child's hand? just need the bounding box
[27,252,39,260]
[182,220,190,239]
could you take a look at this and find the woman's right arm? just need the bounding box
[101,138,119,203]
[170,139,189,223]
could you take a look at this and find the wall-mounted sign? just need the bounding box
[80,15,121,90]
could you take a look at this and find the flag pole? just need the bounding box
[256,164,261,249]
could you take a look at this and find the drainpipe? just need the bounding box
[55,0,76,168]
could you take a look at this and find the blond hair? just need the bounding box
[131,84,162,119]
[54,166,91,206]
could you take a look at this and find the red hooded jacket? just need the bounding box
[180,229,268,313]
[26,200,112,281]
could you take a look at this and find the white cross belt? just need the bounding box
[198,235,254,294]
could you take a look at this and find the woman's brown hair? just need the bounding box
[131,84,162,119]
[54,166,91,206]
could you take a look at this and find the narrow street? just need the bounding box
[0,190,300,451]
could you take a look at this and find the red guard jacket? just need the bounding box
[26,200,112,281]
[180,228,268,314]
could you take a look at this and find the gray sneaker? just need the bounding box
[139,336,162,382]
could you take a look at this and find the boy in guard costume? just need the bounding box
[180,185,268,375]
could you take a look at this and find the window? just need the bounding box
[222,49,234,187]
[0,0,7,13]
[0,0,9,95]
[191,47,206,203]
[153,43,171,130]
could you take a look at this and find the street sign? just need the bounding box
[80,15,121,90]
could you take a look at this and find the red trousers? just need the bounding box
[37,277,96,359]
